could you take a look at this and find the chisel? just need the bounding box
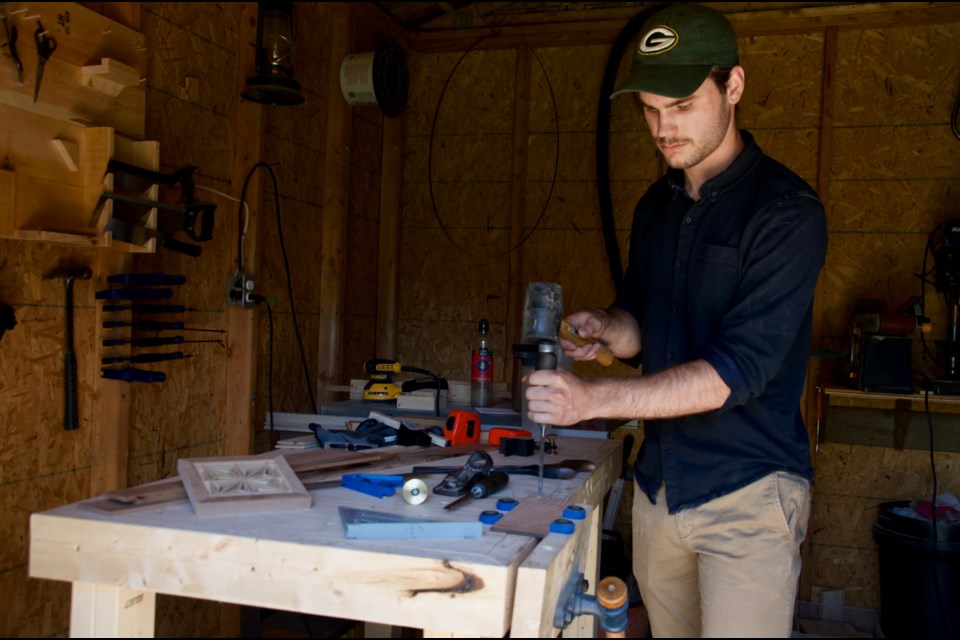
[102,320,224,333]
[95,287,173,301]
[101,352,194,365]
[101,303,198,313]
[107,273,187,286]
[102,336,223,347]
[100,367,166,383]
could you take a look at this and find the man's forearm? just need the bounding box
[589,359,731,420]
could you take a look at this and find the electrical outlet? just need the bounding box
[227,270,256,306]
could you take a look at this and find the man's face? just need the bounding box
[638,76,733,170]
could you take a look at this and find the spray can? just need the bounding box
[471,318,493,408]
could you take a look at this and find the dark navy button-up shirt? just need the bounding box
[614,130,827,514]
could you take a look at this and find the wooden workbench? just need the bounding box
[29,436,621,637]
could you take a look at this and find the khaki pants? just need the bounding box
[632,472,811,638]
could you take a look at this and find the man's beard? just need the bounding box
[660,102,732,170]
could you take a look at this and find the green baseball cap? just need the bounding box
[611,3,739,100]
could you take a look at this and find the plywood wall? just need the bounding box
[810,21,960,609]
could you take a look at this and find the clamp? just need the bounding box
[340,474,405,499]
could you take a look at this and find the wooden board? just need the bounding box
[490,496,574,538]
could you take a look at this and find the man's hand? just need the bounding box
[561,307,641,361]
[525,368,593,426]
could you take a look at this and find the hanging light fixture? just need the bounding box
[241,1,305,106]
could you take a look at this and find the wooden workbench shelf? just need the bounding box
[818,385,960,453]
[0,124,159,252]
[0,2,153,252]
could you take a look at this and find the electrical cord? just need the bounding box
[918,219,950,365]
[237,163,318,437]
[249,294,276,450]
[195,184,250,253]
[596,6,660,295]
[952,78,960,140]
[402,365,442,416]
[427,39,559,258]
[922,388,951,636]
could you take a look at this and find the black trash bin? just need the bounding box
[872,500,960,638]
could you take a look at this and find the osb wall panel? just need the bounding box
[821,23,960,356]
[834,24,960,128]
[814,27,960,610]
[738,33,824,129]
[400,48,517,380]
[0,232,105,636]
[253,199,323,416]
[0,239,112,636]
[808,443,960,607]
[140,3,243,637]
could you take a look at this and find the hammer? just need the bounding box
[44,265,93,430]
[522,282,565,496]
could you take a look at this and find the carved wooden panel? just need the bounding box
[177,454,311,516]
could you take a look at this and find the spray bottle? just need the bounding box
[471,318,493,408]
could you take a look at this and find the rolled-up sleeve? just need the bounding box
[698,194,827,412]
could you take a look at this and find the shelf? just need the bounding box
[818,385,960,453]
[822,386,960,405]
[0,2,154,252]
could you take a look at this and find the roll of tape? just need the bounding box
[402,478,428,505]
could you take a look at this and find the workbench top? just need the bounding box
[29,436,622,638]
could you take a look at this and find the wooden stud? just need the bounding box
[318,8,356,404]
[507,46,531,357]
[225,1,266,459]
[376,113,406,358]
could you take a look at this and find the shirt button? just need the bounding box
[685,216,692,224]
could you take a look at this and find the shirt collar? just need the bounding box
[666,130,761,199]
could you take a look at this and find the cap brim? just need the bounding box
[610,64,713,100]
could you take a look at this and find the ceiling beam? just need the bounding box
[405,2,960,52]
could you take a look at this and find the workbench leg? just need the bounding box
[567,504,601,638]
[70,582,156,638]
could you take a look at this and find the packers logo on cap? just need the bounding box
[638,26,678,55]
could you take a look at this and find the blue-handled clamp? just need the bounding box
[341,474,405,498]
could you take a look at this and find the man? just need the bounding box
[525,3,827,637]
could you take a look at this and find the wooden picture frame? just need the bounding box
[177,453,312,516]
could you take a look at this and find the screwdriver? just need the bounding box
[102,320,224,333]
[101,304,198,313]
[100,367,166,383]
[102,336,223,347]
[106,273,187,286]
[101,352,194,365]
[443,470,509,510]
[95,287,173,301]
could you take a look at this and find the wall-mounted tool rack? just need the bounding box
[0,1,157,251]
